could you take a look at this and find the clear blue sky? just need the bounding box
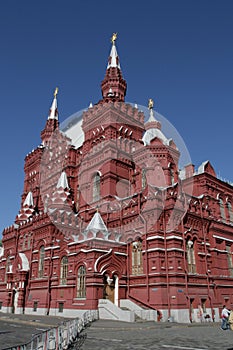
[0,0,233,233]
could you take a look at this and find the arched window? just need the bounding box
[93,173,101,202]
[141,168,147,189]
[38,246,45,278]
[227,202,233,224]
[219,198,226,223]
[186,240,196,273]
[77,266,86,298]
[132,240,143,275]
[60,256,68,285]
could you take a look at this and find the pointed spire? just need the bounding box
[56,171,69,189]
[41,88,60,145]
[15,191,34,223]
[148,98,157,122]
[48,87,58,120]
[145,98,161,128]
[101,33,127,103]
[85,211,108,234]
[107,33,121,69]
[23,191,34,207]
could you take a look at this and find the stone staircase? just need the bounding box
[120,299,157,321]
[98,299,157,322]
[98,299,135,322]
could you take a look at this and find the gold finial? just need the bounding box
[111,33,117,44]
[54,87,59,98]
[148,98,154,110]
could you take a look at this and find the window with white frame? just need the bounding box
[226,245,233,277]
[141,168,147,189]
[132,241,143,275]
[60,256,68,285]
[227,202,233,224]
[77,266,86,298]
[93,173,101,202]
[186,240,196,273]
[38,246,45,278]
[219,198,226,223]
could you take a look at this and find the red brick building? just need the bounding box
[0,37,233,323]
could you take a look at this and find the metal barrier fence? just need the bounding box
[3,310,98,350]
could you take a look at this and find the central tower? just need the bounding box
[101,33,127,102]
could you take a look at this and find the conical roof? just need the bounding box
[85,211,108,234]
[56,171,69,189]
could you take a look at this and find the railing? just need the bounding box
[3,309,98,350]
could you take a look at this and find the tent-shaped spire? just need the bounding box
[23,191,34,207]
[107,33,121,69]
[85,211,108,234]
[101,33,127,102]
[15,191,35,223]
[41,88,60,145]
[56,171,69,189]
[48,87,58,120]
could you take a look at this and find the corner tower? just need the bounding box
[41,88,59,145]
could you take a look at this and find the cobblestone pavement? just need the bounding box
[1,314,233,350]
[0,312,71,349]
[82,320,233,350]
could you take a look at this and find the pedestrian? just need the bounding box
[221,305,230,330]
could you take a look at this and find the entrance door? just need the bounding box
[103,275,115,303]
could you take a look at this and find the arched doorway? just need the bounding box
[103,274,117,304]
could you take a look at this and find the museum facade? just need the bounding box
[0,36,233,323]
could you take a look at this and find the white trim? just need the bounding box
[213,235,233,243]
[147,235,164,241]
[94,249,112,272]
[81,248,109,254]
[166,236,183,241]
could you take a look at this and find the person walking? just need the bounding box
[221,305,230,330]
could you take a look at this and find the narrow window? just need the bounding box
[187,240,196,273]
[60,256,68,285]
[141,168,147,189]
[219,198,226,223]
[77,266,86,298]
[132,241,143,275]
[227,202,233,224]
[27,234,31,249]
[169,164,175,185]
[22,235,27,250]
[5,256,11,281]
[226,245,233,277]
[38,246,45,278]
[93,173,101,202]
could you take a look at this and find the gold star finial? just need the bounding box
[54,87,59,98]
[148,98,154,110]
[111,33,117,44]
